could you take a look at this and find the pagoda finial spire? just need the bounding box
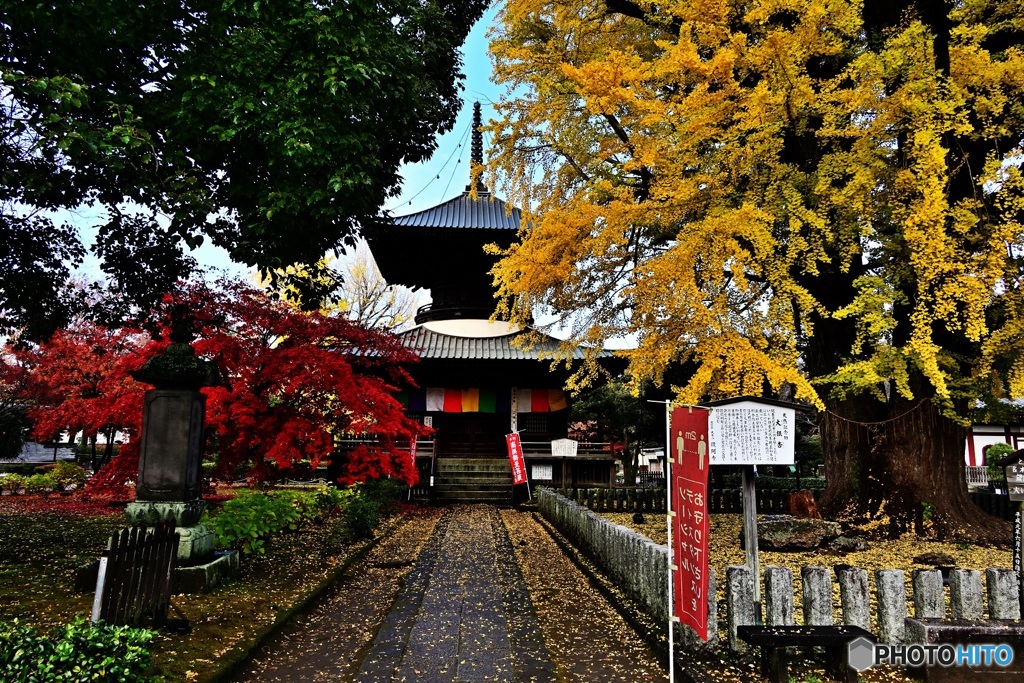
[468,102,488,194]
[471,101,484,167]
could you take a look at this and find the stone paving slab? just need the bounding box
[356,506,556,683]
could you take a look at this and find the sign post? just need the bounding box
[669,406,712,641]
[1005,461,1024,616]
[704,397,800,625]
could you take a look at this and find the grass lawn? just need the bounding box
[0,491,405,682]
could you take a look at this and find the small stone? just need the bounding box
[756,517,842,551]
[828,535,869,553]
[913,551,957,566]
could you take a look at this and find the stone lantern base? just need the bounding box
[125,500,216,564]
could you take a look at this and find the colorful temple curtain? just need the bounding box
[402,388,568,413]
[443,388,463,412]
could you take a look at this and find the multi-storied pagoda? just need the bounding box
[364,103,615,504]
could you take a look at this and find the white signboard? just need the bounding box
[1007,464,1024,502]
[708,401,795,465]
[532,464,554,481]
[551,438,578,456]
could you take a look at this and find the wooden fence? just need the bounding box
[556,487,822,515]
[93,522,180,629]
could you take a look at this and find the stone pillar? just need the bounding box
[126,389,213,563]
[912,569,944,619]
[764,566,794,626]
[802,566,833,626]
[987,568,1021,620]
[949,569,984,621]
[727,565,755,653]
[681,567,718,650]
[876,570,907,644]
[838,567,871,630]
[128,339,218,566]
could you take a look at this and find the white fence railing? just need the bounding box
[966,465,989,488]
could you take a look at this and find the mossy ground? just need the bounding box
[0,491,404,682]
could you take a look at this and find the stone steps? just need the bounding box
[433,458,514,506]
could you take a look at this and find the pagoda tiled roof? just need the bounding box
[390,191,520,231]
[399,325,593,361]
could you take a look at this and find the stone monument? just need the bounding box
[125,313,235,590]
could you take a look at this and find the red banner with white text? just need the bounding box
[505,432,528,485]
[669,406,711,640]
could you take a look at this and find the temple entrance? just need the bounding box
[433,412,508,458]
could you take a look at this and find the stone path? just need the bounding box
[232,505,666,682]
[355,506,556,683]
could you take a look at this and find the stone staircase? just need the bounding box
[433,458,514,506]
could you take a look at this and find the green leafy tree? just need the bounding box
[1,0,489,338]
[571,378,657,485]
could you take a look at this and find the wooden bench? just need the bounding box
[737,624,874,683]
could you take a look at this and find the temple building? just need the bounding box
[362,103,615,504]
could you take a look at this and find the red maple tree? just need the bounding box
[15,323,154,475]
[12,279,423,490]
[181,279,422,485]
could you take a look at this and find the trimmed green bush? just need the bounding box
[986,442,1015,483]
[1,473,25,494]
[205,482,396,554]
[719,473,826,490]
[22,473,57,494]
[0,617,154,682]
[50,461,88,490]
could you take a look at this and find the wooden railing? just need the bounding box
[520,441,613,456]
[965,465,989,488]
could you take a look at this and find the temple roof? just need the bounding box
[388,191,520,231]
[400,325,591,361]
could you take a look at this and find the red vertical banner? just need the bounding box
[670,406,711,640]
[505,432,528,485]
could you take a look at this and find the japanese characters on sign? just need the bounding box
[707,401,796,465]
[506,432,528,486]
[1007,464,1024,502]
[669,406,711,641]
[551,438,579,457]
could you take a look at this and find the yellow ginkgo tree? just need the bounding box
[487,0,1024,540]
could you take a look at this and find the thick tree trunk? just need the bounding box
[817,395,886,518]
[822,393,1009,543]
[878,397,1009,543]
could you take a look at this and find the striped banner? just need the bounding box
[409,388,569,413]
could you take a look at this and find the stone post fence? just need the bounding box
[537,489,1021,651]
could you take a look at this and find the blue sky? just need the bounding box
[386,4,504,217]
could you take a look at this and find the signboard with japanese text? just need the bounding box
[551,438,579,456]
[506,432,528,486]
[1007,464,1024,502]
[532,464,553,481]
[669,406,711,641]
[707,400,796,465]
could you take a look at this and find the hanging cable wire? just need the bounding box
[386,118,473,211]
